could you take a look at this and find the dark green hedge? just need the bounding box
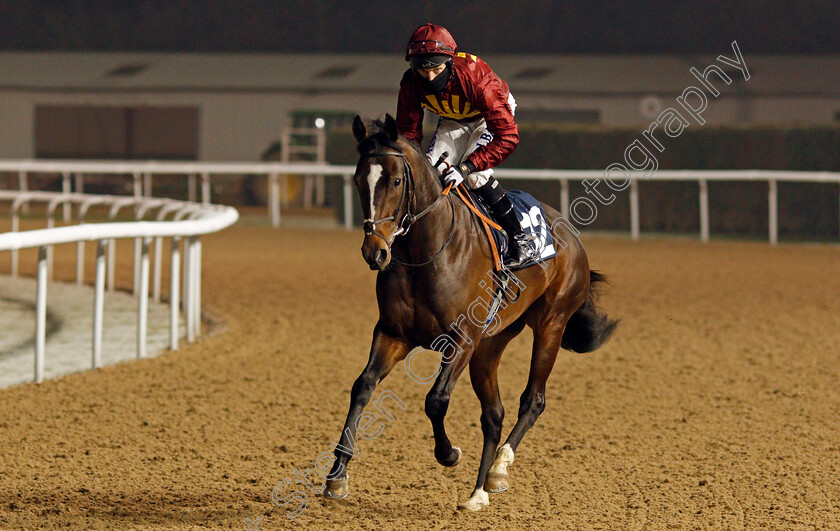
[327,126,840,241]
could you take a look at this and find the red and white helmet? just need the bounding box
[405,24,457,69]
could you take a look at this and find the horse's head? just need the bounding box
[352,114,415,271]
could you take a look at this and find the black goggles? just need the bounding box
[409,55,451,70]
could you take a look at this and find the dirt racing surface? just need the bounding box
[1,217,840,530]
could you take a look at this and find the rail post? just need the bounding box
[133,237,141,296]
[768,179,778,245]
[193,237,202,337]
[107,237,116,292]
[132,172,142,198]
[170,237,181,351]
[201,173,211,204]
[132,174,143,295]
[10,198,21,277]
[62,172,71,221]
[76,238,85,285]
[93,240,107,368]
[270,173,281,227]
[183,236,195,343]
[560,179,570,220]
[343,174,353,230]
[188,173,197,202]
[137,237,151,358]
[699,179,709,242]
[18,170,28,213]
[630,179,640,240]
[35,246,48,383]
[153,234,163,303]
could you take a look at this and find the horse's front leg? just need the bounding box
[425,337,475,469]
[324,324,409,499]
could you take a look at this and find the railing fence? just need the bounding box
[3,160,839,244]
[0,190,238,383]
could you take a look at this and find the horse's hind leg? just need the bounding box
[324,324,409,499]
[458,320,525,512]
[487,323,563,493]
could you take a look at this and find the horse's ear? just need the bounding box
[352,115,368,143]
[384,113,399,142]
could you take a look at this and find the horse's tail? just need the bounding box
[560,270,619,353]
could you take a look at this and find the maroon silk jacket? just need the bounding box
[396,52,519,172]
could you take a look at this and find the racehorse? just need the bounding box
[324,114,618,511]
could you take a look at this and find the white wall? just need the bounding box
[198,94,286,160]
[0,90,399,161]
[0,88,835,161]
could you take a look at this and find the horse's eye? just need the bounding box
[393,179,402,187]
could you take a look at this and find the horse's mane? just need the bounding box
[357,119,435,174]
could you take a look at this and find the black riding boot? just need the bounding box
[476,178,534,268]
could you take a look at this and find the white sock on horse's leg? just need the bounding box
[458,487,490,511]
[485,443,514,493]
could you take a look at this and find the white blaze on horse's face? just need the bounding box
[366,163,383,220]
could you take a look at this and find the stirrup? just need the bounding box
[504,233,536,268]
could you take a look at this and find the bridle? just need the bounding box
[359,149,455,267]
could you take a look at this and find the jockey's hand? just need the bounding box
[441,161,474,188]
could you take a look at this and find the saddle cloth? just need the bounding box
[468,189,557,270]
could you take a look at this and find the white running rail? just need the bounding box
[2,160,839,244]
[0,191,238,383]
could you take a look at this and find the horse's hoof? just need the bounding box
[485,444,514,493]
[457,488,489,511]
[437,446,462,467]
[450,446,462,467]
[484,472,509,493]
[323,476,349,499]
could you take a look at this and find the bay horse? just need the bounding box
[324,114,618,511]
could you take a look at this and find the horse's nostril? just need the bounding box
[375,249,388,264]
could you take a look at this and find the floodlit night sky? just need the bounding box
[0,0,837,54]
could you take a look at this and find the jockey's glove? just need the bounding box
[442,160,475,188]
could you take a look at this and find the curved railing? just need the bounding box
[0,191,239,383]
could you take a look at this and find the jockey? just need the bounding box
[396,23,534,268]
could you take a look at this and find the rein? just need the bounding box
[360,150,455,267]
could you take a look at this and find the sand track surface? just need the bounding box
[1,222,839,530]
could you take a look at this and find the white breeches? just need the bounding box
[426,93,516,189]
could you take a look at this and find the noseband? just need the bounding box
[360,150,455,267]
